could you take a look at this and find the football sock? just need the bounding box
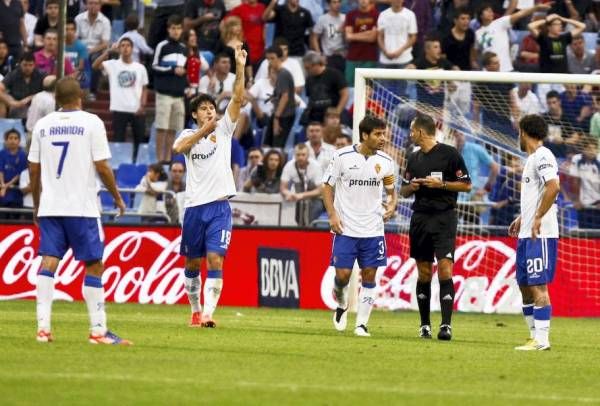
[356,281,376,328]
[36,269,55,332]
[522,304,535,339]
[439,278,455,326]
[333,276,349,309]
[534,305,551,346]
[184,269,202,313]
[83,275,107,336]
[416,280,431,326]
[203,270,223,318]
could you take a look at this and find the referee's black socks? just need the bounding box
[439,278,455,326]
[416,281,431,326]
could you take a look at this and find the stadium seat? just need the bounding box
[109,142,134,169]
[135,143,156,165]
[116,163,145,187]
[0,119,26,147]
[99,190,115,210]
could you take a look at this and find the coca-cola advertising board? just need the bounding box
[1,224,598,316]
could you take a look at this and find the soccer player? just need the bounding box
[323,115,397,337]
[173,44,247,328]
[400,114,471,341]
[29,77,130,345]
[509,115,560,351]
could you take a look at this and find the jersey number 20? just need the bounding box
[51,141,69,178]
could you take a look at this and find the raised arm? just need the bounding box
[172,117,218,155]
[226,44,248,123]
[563,16,587,37]
[511,3,552,26]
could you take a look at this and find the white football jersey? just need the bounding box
[518,146,559,238]
[28,110,111,217]
[174,111,237,208]
[323,145,395,238]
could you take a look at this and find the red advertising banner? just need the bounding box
[1,224,598,316]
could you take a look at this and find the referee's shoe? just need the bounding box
[437,324,452,341]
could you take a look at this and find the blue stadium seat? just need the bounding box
[0,119,26,147]
[117,163,143,187]
[109,142,134,169]
[99,190,114,210]
[135,143,156,166]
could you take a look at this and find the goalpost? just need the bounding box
[352,68,600,316]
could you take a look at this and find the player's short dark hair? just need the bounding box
[167,14,183,28]
[519,115,547,140]
[125,13,139,31]
[359,115,386,141]
[55,77,81,107]
[20,51,35,63]
[265,46,283,59]
[4,128,21,140]
[412,113,436,136]
[546,90,560,100]
[454,6,471,19]
[189,93,217,124]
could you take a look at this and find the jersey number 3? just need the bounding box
[51,141,70,179]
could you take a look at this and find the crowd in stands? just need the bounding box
[0,0,598,230]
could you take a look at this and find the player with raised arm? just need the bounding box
[173,44,247,328]
[509,115,560,351]
[323,115,397,337]
[29,77,130,345]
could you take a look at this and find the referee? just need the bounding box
[400,114,472,341]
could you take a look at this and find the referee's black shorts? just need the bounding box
[409,210,458,263]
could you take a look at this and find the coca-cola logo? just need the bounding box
[320,239,521,314]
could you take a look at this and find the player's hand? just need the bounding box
[329,212,344,234]
[531,216,542,241]
[234,44,248,67]
[508,216,521,237]
[115,196,126,218]
[382,202,396,222]
[202,115,218,135]
[421,176,443,189]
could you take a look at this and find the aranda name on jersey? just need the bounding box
[41,126,85,137]
[191,145,217,161]
[348,177,381,187]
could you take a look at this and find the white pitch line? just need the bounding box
[1,371,598,404]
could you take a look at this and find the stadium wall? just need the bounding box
[1,224,598,317]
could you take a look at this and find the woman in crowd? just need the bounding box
[244,149,284,194]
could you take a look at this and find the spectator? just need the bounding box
[25,74,55,134]
[0,0,27,59]
[238,147,262,191]
[227,0,267,69]
[335,132,352,149]
[184,0,226,55]
[300,0,323,24]
[305,121,335,171]
[528,13,585,74]
[166,161,186,223]
[93,38,149,162]
[263,0,314,58]
[33,0,59,48]
[264,45,296,148]
[0,129,27,218]
[407,35,456,109]
[255,37,305,94]
[560,84,592,131]
[442,6,477,71]
[21,0,36,48]
[377,0,417,70]
[589,94,600,140]
[473,52,517,138]
[476,3,550,72]
[280,143,323,226]
[310,0,346,72]
[198,53,235,111]
[302,51,348,124]
[0,41,15,78]
[34,29,75,76]
[515,26,540,72]
[323,106,352,141]
[438,0,469,34]
[568,34,596,74]
[214,16,252,78]
[569,136,600,229]
[152,15,187,164]
[247,64,277,127]
[75,0,111,96]
[489,153,522,226]
[119,14,154,64]
[543,90,577,158]
[344,0,378,85]
[0,52,45,119]
[136,163,168,216]
[65,20,89,91]
[511,82,542,120]
[148,0,186,49]
[404,0,431,58]
[244,149,283,193]
[18,165,32,216]
[183,28,209,119]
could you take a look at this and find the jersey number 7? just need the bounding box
[51,141,70,178]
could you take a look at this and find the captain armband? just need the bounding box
[383,175,395,190]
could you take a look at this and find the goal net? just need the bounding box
[353,68,600,317]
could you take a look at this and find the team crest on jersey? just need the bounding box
[374,163,381,174]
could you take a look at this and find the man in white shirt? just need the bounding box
[26,75,56,133]
[20,0,37,48]
[476,3,549,72]
[28,77,129,345]
[569,136,600,229]
[118,14,154,64]
[305,121,335,171]
[323,115,397,337]
[93,38,148,162]
[255,37,305,94]
[172,45,247,328]
[509,114,560,351]
[310,0,346,72]
[377,0,417,68]
[512,82,542,120]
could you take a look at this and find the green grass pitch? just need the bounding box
[1,300,599,405]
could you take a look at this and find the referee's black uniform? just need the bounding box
[402,142,471,338]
